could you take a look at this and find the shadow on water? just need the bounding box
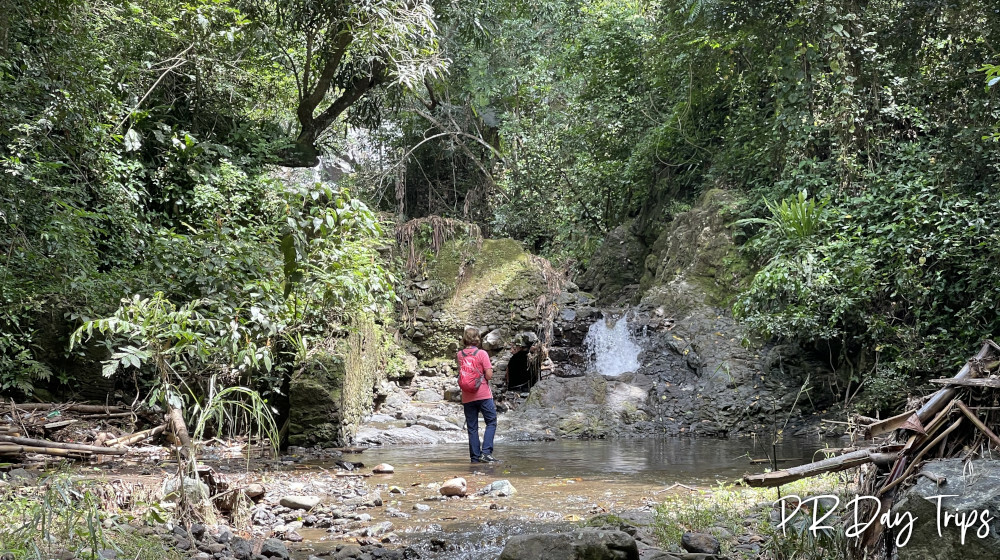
[295,437,835,559]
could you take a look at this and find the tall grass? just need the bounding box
[652,473,851,560]
[0,475,179,560]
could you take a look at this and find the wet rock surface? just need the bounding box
[893,458,1000,560]
[498,529,640,560]
[354,194,832,447]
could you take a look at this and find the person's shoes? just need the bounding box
[480,454,501,463]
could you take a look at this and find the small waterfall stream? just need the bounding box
[583,313,642,376]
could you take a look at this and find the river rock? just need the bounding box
[893,458,1000,559]
[260,538,289,559]
[243,483,265,500]
[476,480,517,497]
[414,389,441,402]
[3,468,37,486]
[483,329,505,351]
[681,532,720,555]
[279,496,320,510]
[440,478,467,497]
[215,525,233,544]
[373,463,395,474]
[499,529,639,560]
[230,537,252,560]
[344,491,383,507]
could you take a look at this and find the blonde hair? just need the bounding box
[461,326,481,347]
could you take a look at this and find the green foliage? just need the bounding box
[379,0,1000,412]
[0,0,399,411]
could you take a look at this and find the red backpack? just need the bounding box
[457,348,484,392]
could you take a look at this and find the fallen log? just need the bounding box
[11,403,128,414]
[106,424,165,447]
[0,435,126,455]
[743,449,873,488]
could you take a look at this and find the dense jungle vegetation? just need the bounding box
[2,0,999,424]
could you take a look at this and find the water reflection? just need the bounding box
[352,437,831,485]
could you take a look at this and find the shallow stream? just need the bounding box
[295,437,833,559]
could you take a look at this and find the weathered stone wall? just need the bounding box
[289,236,561,448]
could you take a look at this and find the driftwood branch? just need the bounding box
[0,435,126,455]
[862,409,917,438]
[929,377,1000,389]
[955,400,1000,448]
[107,425,166,447]
[880,417,964,496]
[0,445,93,458]
[915,342,993,424]
[743,449,874,487]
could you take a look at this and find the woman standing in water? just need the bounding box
[456,327,499,463]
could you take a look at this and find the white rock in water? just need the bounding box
[279,495,320,510]
[439,477,467,497]
[476,479,517,497]
[373,463,395,474]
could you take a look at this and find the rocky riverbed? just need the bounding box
[0,436,831,560]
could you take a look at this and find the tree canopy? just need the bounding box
[2,0,1000,418]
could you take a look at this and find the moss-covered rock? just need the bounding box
[288,316,398,448]
[640,189,751,315]
[288,350,345,448]
[402,237,554,359]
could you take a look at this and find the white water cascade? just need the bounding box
[583,314,643,377]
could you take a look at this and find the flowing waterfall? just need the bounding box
[583,314,642,377]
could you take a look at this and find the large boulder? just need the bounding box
[499,529,639,560]
[893,458,1000,559]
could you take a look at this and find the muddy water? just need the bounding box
[295,437,831,559]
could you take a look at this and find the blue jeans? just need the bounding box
[463,398,497,462]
